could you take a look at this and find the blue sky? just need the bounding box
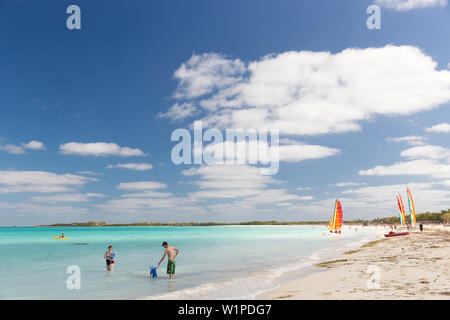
[1,0,450,226]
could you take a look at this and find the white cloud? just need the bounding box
[400,145,450,161]
[117,181,167,191]
[0,144,26,154]
[330,182,367,187]
[165,46,450,137]
[0,201,90,216]
[360,159,450,178]
[182,164,277,191]
[121,191,173,198]
[359,145,450,178]
[341,182,450,215]
[202,140,339,164]
[157,102,197,122]
[107,163,153,171]
[375,0,447,11]
[277,143,340,162]
[30,193,105,203]
[359,160,450,178]
[21,140,46,150]
[425,122,450,133]
[77,171,102,176]
[59,142,145,157]
[173,52,246,100]
[387,135,425,146]
[0,171,96,194]
[95,197,199,213]
[0,140,46,154]
[182,164,304,205]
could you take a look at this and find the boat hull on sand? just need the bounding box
[384,231,409,238]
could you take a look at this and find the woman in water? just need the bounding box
[104,245,115,272]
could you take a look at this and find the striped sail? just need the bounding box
[407,188,416,227]
[328,200,343,231]
[396,194,407,226]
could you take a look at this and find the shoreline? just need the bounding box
[140,225,386,300]
[257,226,450,300]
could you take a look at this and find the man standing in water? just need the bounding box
[158,242,179,279]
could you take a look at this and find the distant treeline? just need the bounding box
[34,209,450,227]
[369,209,450,224]
[34,220,329,227]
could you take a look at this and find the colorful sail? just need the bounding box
[407,188,416,227]
[328,200,343,232]
[396,193,407,226]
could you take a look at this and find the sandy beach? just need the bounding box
[258,226,450,300]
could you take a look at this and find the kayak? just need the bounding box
[384,231,409,238]
[52,237,70,239]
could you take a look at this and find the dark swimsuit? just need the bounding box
[106,254,115,265]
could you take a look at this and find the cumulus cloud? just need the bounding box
[182,164,304,205]
[330,182,367,187]
[107,163,153,171]
[117,181,167,191]
[164,46,450,137]
[359,145,450,178]
[0,170,96,194]
[30,193,105,203]
[0,140,46,154]
[400,145,450,161]
[0,144,27,154]
[121,191,173,198]
[173,52,246,100]
[425,122,450,133]
[375,0,447,11]
[95,196,199,213]
[387,135,426,146]
[21,141,46,150]
[59,142,145,157]
[341,182,450,215]
[157,102,197,122]
[77,171,102,176]
[202,139,339,164]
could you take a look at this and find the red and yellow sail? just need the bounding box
[407,188,416,227]
[328,200,343,232]
[396,193,407,226]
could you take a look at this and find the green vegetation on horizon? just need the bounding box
[34,209,450,227]
[34,220,329,227]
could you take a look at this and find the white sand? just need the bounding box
[258,226,450,300]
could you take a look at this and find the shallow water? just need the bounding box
[0,226,383,299]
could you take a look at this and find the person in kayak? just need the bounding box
[158,242,179,279]
[104,245,115,272]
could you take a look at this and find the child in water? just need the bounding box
[149,265,158,278]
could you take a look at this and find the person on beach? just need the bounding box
[419,223,423,232]
[104,245,115,272]
[158,242,179,279]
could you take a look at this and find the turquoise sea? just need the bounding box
[0,226,383,299]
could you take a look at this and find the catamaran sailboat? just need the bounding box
[384,189,416,237]
[328,199,343,234]
[396,193,407,228]
[407,187,417,228]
